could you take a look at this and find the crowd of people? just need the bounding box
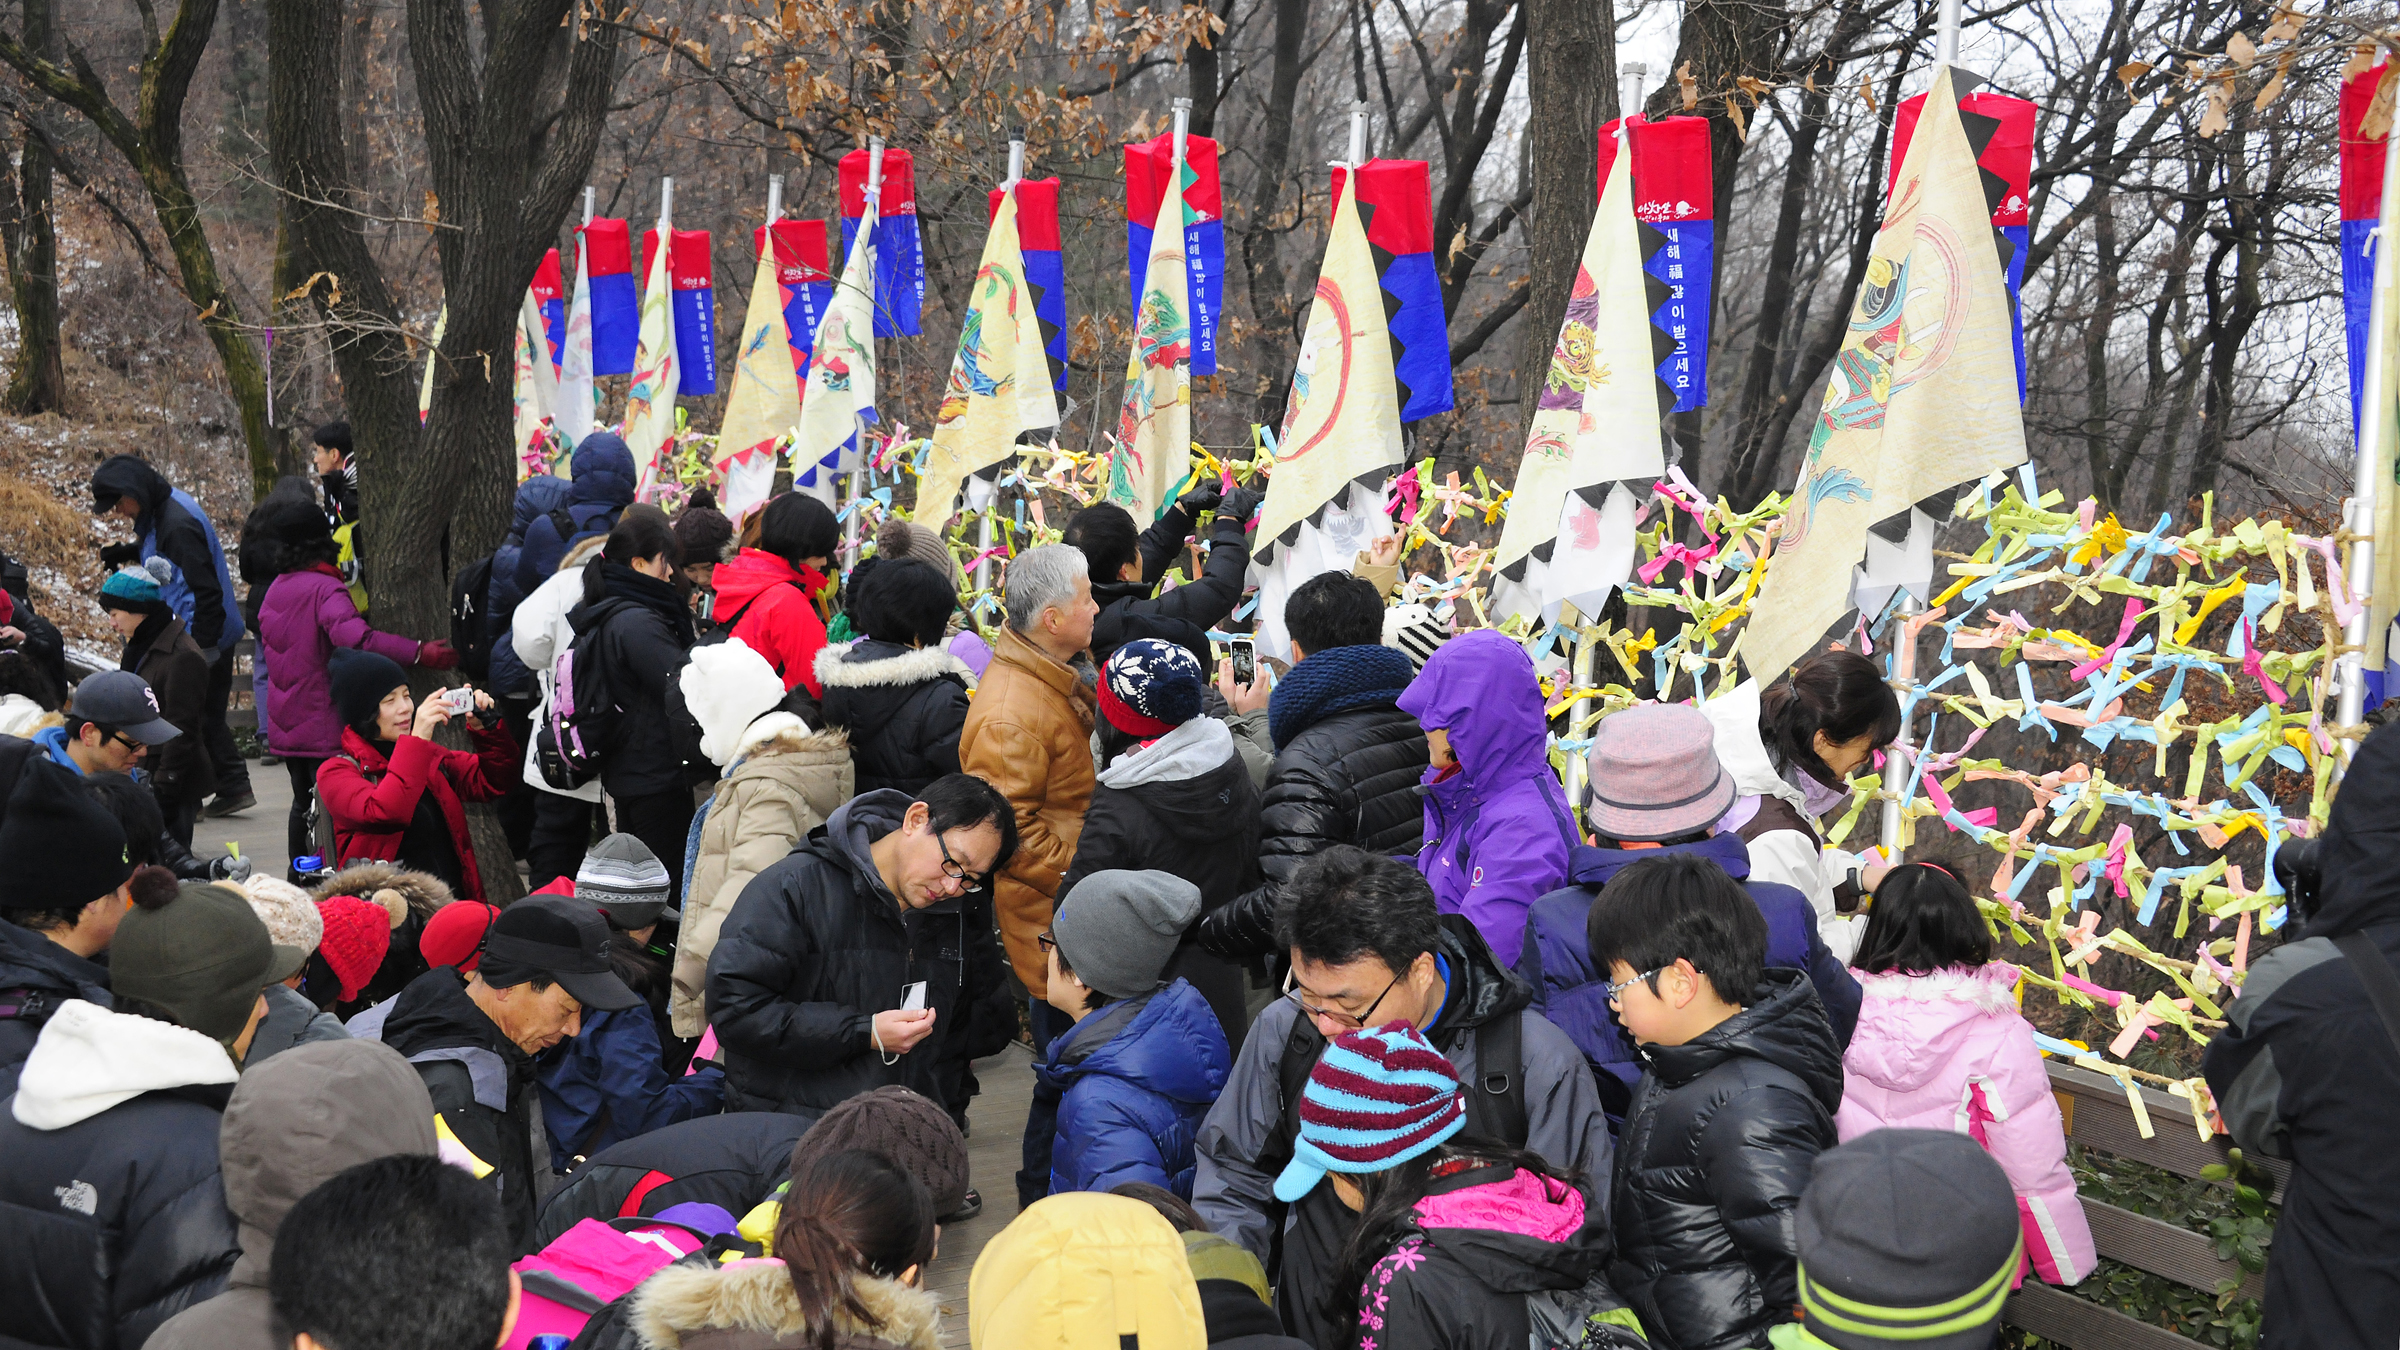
[0,441,2391,1350]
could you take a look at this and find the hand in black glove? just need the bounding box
[1218,487,1265,524]
[99,542,140,567]
[1176,480,1224,517]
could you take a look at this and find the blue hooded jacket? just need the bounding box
[536,1004,725,1171]
[513,435,635,598]
[1029,978,1230,1201]
[486,473,574,696]
[1513,830,1861,1123]
[89,455,245,657]
[1398,629,1579,956]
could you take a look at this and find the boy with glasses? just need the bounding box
[705,773,1018,1141]
[1191,845,1609,1349]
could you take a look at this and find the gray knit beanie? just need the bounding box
[1052,870,1202,1000]
[574,832,677,928]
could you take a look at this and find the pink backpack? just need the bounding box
[503,1206,735,1350]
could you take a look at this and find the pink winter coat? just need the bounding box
[260,564,423,758]
[1835,963,2096,1286]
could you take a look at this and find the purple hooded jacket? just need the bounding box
[1397,629,1578,953]
[259,563,422,757]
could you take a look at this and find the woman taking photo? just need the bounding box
[566,510,699,896]
[1701,648,1902,961]
[630,1148,940,1350]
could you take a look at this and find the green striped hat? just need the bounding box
[1793,1129,2023,1349]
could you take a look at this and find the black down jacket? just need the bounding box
[0,916,111,1094]
[1608,967,1842,1350]
[378,965,548,1252]
[706,791,975,1116]
[1088,500,1250,667]
[0,1002,240,1350]
[1059,717,1261,1047]
[813,639,973,796]
[565,562,697,799]
[1195,646,1428,959]
[531,1111,809,1249]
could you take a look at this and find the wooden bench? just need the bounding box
[1999,1061,2286,1348]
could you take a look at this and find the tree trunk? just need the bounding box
[1516,0,1615,441]
[1,0,62,415]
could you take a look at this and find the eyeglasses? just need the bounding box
[935,831,990,893]
[1283,967,1404,1030]
[103,729,145,755]
[1605,968,1668,1004]
[1036,931,1057,952]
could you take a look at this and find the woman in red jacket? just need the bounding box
[316,647,517,902]
[710,492,837,698]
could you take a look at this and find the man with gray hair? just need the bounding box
[961,543,1099,1058]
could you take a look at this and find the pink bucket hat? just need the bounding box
[1583,703,1738,842]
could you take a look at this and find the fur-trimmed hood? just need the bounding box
[311,860,453,923]
[814,639,973,691]
[730,715,851,768]
[633,1260,942,1350]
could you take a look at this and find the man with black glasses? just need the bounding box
[1191,845,1611,1349]
[706,774,1018,1136]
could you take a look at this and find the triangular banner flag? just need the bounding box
[1107,140,1197,523]
[793,181,880,501]
[512,289,559,478]
[918,185,1057,528]
[715,227,807,522]
[1743,66,2029,684]
[624,223,682,499]
[556,227,597,448]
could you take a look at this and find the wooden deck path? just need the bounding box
[925,1042,1039,1348]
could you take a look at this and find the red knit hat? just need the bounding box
[420,900,500,972]
[314,896,393,1003]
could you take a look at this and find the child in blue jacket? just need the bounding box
[1024,868,1230,1205]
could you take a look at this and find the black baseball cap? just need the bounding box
[70,670,181,746]
[477,895,641,1011]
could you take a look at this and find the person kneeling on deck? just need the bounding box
[705,773,1018,1127]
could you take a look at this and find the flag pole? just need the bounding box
[1622,62,1648,116]
[765,172,783,225]
[846,138,885,569]
[658,176,674,231]
[2335,103,2400,770]
[975,136,1030,596]
[1935,0,1962,68]
[1345,101,1368,167]
[582,185,595,227]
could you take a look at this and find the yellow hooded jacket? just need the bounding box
[968,1192,1206,1350]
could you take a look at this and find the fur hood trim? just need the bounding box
[633,1262,941,1350]
[733,714,850,765]
[311,861,453,919]
[814,640,972,691]
[1854,962,2022,1014]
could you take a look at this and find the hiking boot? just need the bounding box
[207,790,257,817]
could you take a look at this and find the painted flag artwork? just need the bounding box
[417,305,447,426]
[623,224,681,498]
[640,227,719,395]
[1327,159,1452,422]
[1109,139,1197,524]
[716,228,806,523]
[754,218,834,382]
[793,188,879,500]
[1892,88,2035,399]
[1597,114,1715,413]
[1250,169,1404,660]
[1125,133,1224,377]
[840,148,923,337]
[1490,124,1667,626]
[531,248,566,371]
[557,227,597,447]
[513,288,560,478]
[991,177,1069,399]
[580,217,639,374]
[1744,67,2029,686]
[919,186,1058,528]
[2343,60,2393,442]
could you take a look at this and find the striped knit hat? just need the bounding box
[575,833,677,928]
[1099,637,1204,738]
[1794,1129,2022,1349]
[1272,1020,1464,1202]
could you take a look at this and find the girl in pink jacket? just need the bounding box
[1836,863,2097,1286]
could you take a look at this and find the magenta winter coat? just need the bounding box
[260,563,423,757]
[1835,963,2097,1286]
[1397,629,1578,955]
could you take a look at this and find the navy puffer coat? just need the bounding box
[512,435,635,598]
[1028,978,1230,1200]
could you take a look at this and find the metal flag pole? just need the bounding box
[658,176,673,231]
[1346,101,1369,168]
[1171,96,1192,163]
[765,172,784,225]
[2336,103,2400,772]
[845,138,885,568]
[1935,0,1963,68]
[1623,62,1649,116]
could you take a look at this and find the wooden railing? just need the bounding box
[2000,1061,2283,1348]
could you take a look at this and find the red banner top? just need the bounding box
[639,228,715,292]
[1596,115,1715,223]
[839,149,918,218]
[531,248,564,304]
[1890,91,2036,226]
[1124,134,1223,227]
[578,217,632,277]
[1329,159,1436,255]
[752,219,831,285]
[989,178,1064,252]
[2342,63,2391,222]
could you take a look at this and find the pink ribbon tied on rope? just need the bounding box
[2103,823,2135,898]
[1637,538,1721,586]
[2239,620,2288,705]
[2069,597,2146,682]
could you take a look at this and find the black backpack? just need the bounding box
[451,505,575,681]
